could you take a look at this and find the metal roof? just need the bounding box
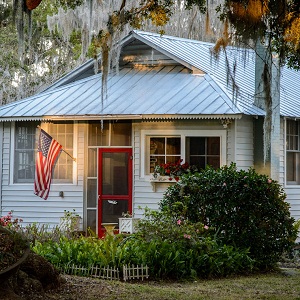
[132,30,300,118]
[1,30,299,121]
[0,65,242,121]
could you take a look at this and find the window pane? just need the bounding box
[87,209,97,233]
[166,138,181,155]
[87,179,97,208]
[102,152,128,195]
[287,120,299,151]
[189,137,205,155]
[207,137,220,155]
[186,136,220,170]
[111,122,132,146]
[207,156,220,169]
[190,156,205,169]
[287,152,296,182]
[88,148,97,177]
[151,137,165,154]
[88,122,109,146]
[166,156,181,164]
[150,155,165,173]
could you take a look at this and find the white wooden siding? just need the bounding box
[1,122,85,228]
[234,117,254,170]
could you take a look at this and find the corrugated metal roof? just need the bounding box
[2,30,299,120]
[133,30,300,118]
[0,65,242,121]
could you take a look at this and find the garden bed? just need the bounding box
[0,226,30,279]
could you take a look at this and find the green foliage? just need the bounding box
[160,163,298,269]
[32,234,126,268]
[32,210,254,280]
[123,210,254,279]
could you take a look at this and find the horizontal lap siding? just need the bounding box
[235,117,254,170]
[1,122,85,228]
[285,188,300,221]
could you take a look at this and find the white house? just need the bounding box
[0,30,299,236]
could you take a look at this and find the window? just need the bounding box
[14,121,39,183]
[150,137,181,173]
[14,121,74,183]
[286,119,300,185]
[144,130,223,176]
[47,122,74,183]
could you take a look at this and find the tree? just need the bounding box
[4,1,300,170]
[0,0,84,104]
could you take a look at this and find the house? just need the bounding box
[0,30,300,236]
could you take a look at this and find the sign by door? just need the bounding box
[98,148,132,237]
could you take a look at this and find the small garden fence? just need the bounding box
[54,263,149,281]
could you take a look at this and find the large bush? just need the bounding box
[159,163,298,269]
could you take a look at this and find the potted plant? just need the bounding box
[119,211,138,234]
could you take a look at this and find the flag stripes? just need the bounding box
[34,129,62,200]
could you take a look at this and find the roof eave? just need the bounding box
[0,114,243,122]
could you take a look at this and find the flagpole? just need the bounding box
[62,148,76,162]
[37,126,77,162]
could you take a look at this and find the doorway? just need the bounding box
[97,148,132,237]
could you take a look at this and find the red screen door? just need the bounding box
[98,148,132,237]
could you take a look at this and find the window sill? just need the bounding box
[150,176,177,191]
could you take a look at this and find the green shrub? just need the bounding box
[159,163,298,269]
[125,209,254,279]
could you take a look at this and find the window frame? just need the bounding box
[285,119,300,186]
[11,121,77,185]
[140,129,227,180]
[12,121,39,184]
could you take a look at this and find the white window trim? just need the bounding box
[10,121,78,185]
[285,118,300,187]
[140,129,227,180]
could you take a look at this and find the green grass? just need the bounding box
[100,269,300,300]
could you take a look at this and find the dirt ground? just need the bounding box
[0,275,123,300]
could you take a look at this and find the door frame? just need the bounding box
[97,148,133,236]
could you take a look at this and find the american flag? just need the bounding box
[34,129,62,200]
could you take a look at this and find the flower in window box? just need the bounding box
[153,159,197,181]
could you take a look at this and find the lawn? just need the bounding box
[82,269,300,300]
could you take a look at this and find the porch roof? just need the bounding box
[0,66,243,122]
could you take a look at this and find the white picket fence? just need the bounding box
[123,264,149,281]
[54,263,149,281]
